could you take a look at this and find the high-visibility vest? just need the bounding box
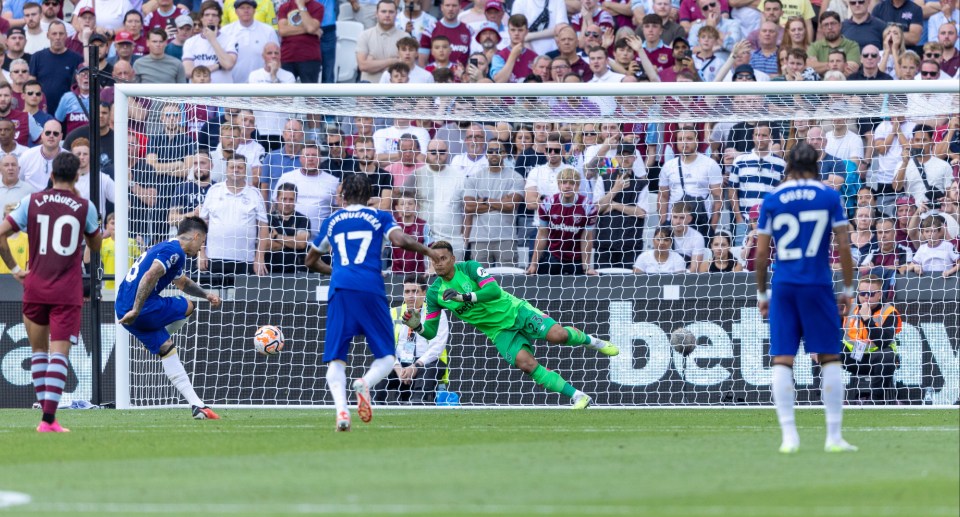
[390,303,450,384]
[843,303,902,353]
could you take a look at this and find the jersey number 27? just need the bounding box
[773,209,830,261]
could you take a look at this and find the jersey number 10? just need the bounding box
[36,214,81,256]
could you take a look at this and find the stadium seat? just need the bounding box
[335,21,364,83]
[485,267,526,275]
[596,268,634,275]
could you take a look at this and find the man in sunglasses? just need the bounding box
[19,119,64,191]
[848,43,893,79]
[841,0,886,50]
[403,138,466,260]
[840,274,901,404]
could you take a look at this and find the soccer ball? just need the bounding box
[670,327,697,357]
[254,325,284,356]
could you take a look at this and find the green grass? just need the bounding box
[0,409,957,517]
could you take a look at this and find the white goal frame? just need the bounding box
[112,80,960,410]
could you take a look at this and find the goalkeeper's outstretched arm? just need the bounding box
[403,294,442,340]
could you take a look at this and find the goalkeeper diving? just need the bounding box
[402,241,619,408]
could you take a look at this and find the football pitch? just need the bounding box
[0,408,957,517]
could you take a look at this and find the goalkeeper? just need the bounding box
[402,241,619,408]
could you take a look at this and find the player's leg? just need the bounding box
[528,300,618,356]
[22,304,50,408]
[801,285,856,452]
[353,292,399,423]
[324,293,355,430]
[35,304,84,432]
[495,331,591,409]
[769,288,803,453]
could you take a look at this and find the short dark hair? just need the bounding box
[913,124,934,138]
[508,13,527,27]
[148,27,168,41]
[276,182,298,196]
[819,10,841,24]
[178,216,208,236]
[429,240,454,255]
[341,172,372,205]
[200,0,222,18]
[654,226,673,239]
[402,273,429,292]
[124,9,143,22]
[787,141,819,178]
[764,0,782,7]
[396,36,419,50]
[642,13,663,26]
[51,152,80,183]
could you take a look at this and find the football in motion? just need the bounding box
[254,325,285,356]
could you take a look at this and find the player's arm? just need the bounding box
[527,226,549,275]
[0,218,24,279]
[444,262,504,303]
[172,275,222,307]
[754,232,772,317]
[388,226,436,259]
[118,260,166,324]
[304,245,332,275]
[832,215,855,316]
[404,286,442,340]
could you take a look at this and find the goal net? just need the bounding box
[112,81,960,409]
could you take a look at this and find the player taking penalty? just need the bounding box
[402,242,620,408]
[0,153,102,433]
[305,174,439,431]
[116,216,223,420]
[755,142,857,454]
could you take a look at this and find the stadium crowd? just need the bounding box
[0,0,957,281]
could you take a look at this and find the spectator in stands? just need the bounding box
[463,139,523,267]
[847,205,876,263]
[825,118,865,177]
[659,126,722,236]
[528,168,598,276]
[697,230,742,272]
[492,14,538,82]
[200,155,270,280]
[391,192,429,274]
[807,11,861,75]
[805,124,849,191]
[860,217,910,272]
[667,200,706,271]
[451,123,488,178]
[384,133,423,190]
[592,143,648,269]
[746,0,782,48]
[143,0,190,37]
[403,138,466,260]
[880,23,906,76]
[126,132,165,246]
[22,2,46,54]
[729,122,786,245]
[841,274,901,404]
[168,151,215,228]
[750,21,781,75]
[892,124,954,212]
[223,0,280,84]
[19,119,63,190]
[635,14,674,75]
[273,143,339,234]
[71,137,115,210]
[210,123,244,182]
[688,0,744,54]
[894,48,921,79]
[165,15,194,61]
[0,83,29,147]
[842,0,886,50]
[642,0,687,47]
[397,0,436,45]
[936,21,958,77]
[29,20,82,113]
[0,201,28,275]
[53,64,92,138]
[0,120,26,159]
[266,182,310,273]
[379,36,433,83]
[873,117,913,214]
[109,30,140,67]
[183,1,238,83]
[64,103,114,173]
[357,0,404,83]
[420,0,472,70]
[118,10,147,55]
[872,0,924,52]
[222,0,277,27]
[134,28,186,83]
[0,154,34,209]
[9,58,37,110]
[902,213,960,276]
[65,6,97,54]
[552,25,591,80]
[524,132,568,241]
[378,274,450,404]
[848,43,893,79]
[373,110,431,165]
[85,33,113,76]
[510,0,568,56]
[349,135,393,210]
[633,226,686,274]
[341,0,377,28]
[146,103,196,180]
[4,28,31,72]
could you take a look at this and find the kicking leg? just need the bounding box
[820,354,857,452]
[772,355,799,453]
[545,324,619,356]
[158,341,217,420]
[352,355,395,424]
[514,349,591,409]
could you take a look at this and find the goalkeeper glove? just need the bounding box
[443,289,477,303]
[401,309,423,333]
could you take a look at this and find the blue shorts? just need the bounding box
[769,283,842,356]
[117,295,190,355]
[324,289,394,363]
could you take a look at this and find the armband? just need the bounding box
[756,290,770,303]
[10,265,21,274]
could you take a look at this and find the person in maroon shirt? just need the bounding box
[528,168,599,276]
[492,14,539,82]
[0,83,30,146]
[0,152,102,433]
[392,192,428,274]
[65,6,96,54]
[120,11,149,56]
[277,0,324,83]
[419,0,472,68]
[143,0,191,40]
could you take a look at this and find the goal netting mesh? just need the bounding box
[113,82,960,408]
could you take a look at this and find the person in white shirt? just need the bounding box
[72,0,134,31]
[19,119,65,191]
[0,155,36,210]
[0,120,27,160]
[248,43,296,146]
[668,200,706,272]
[23,3,49,54]
[200,155,270,279]
[892,124,955,212]
[182,1,238,83]
[379,36,435,83]
[272,144,340,235]
[373,110,431,164]
[222,0,280,84]
[403,138,467,260]
[658,126,723,236]
[825,119,864,173]
[70,138,115,210]
[510,0,568,55]
[633,226,687,274]
[583,121,647,191]
[901,214,960,277]
[450,123,488,178]
[586,46,625,115]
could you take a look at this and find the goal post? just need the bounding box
[112,80,960,409]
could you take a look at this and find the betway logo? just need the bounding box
[0,323,115,403]
[607,302,960,405]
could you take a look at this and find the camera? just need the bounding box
[469,57,479,67]
[207,25,217,32]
